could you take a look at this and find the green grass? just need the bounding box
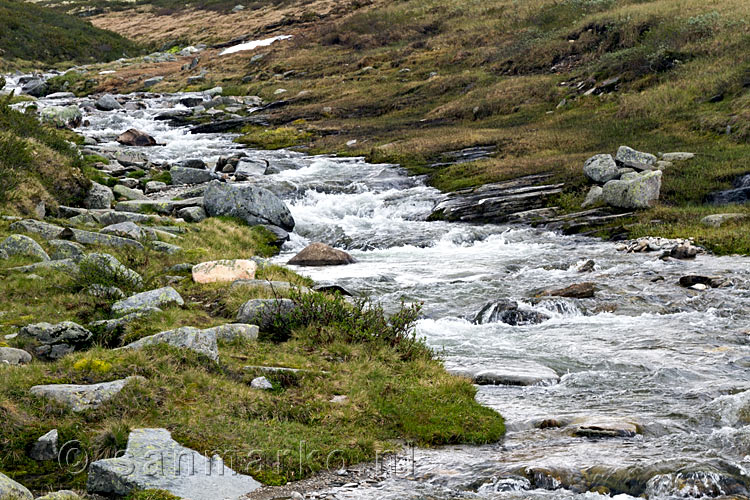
[0,0,141,66]
[235,125,313,150]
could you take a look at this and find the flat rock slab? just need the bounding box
[9,219,66,240]
[192,259,257,283]
[87,428,261,499]
[111,287,184,315]
[62,228,143,250]
[122,326,219,361]
[448,361,560,386]
[30,376,145,412]
[571,417,640,438]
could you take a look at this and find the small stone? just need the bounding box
[236,299,297,331]
[34,490,81,500]
[117,129,157,147]
[111,287,184,315]
[577,260,595,273]
[30,429,59,461]
[176,206,207,222]
[85,284,125,300]
[330,395,348,404]
[691,283,709,291]
[100,221,143,240]
[96,94,122,111]
[615,146,657,167]
[572,417,639,438]
[19,322,92,360]
[170,166,214,185]
[661,152,694,161]
[602,170,662,209]
[204,324,259,342]
[541,282,596,299]
[670,243,697,260]
[251,376,273,390]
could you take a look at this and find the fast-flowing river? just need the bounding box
[10,78,750,499]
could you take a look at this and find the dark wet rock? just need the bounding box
[122,326,218,361]
[577,260,595,273]
[30,429,59,461]
[9,219,65,240]
[260,224,289,247]
[707,186,750,205]
[111,286,184,315]
[87,428,261,498]
[189,116,269,134]
[473,299,549,326]
[541,282,596,299]
[22,78,47,97]
[236,298,298,331]
[78,253,144,289]
[19,321,92,360]
[312,283,355,296]
[449,362,560,386]
[117,129,157,147]
[204,180,295,231]
[143,76,164,88]
[288,242,356,266]
[645,470,749,498]
[84,182,114,209]
[170,166,214,185]
[0,234,49,261]
[178,159,206,169]
[679,275,731,289]
[30,376,145,412]
[0,347,32,365]
[96,94,122,111]
[430,174,564,223]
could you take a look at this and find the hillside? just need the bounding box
[73,0,750,253]
[0,0,140,67]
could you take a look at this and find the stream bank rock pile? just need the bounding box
[582,146,693,209]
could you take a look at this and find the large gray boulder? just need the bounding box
[30,376,145,412]
[111,287,184,315]
[170,166,214,185]
[9,220,65,240]
[0,472,33,500]
[583,154,618,184]
[121,326,218,361]
[0,347,32,365]
[86,428,261,498]
[236,299,297,331]
[203,180,295,231]
[288,242,355,266]
[40,105,82,129]
[96,94,122,111]
[602,170,662,209]
[176,206,206,222]
[78,253,144,290]
[615,145,657,167]
[0,234,49,261]
[83,182,114,209]
[19,321,93,360]
[49,240,86,261]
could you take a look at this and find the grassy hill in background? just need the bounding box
[0,0,140,67]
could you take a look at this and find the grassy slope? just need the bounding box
[83,0,750,253]
[0,0,140,68]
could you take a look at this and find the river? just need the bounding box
[10,77,750,499]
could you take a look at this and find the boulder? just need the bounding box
[86,428,261,498]
[178,159,206,169]
[287,242,356,266]
[541,282,596,299]
[96,94,122,111]
[122,326,218,361]
[701,213,746,228]
[40,105,82,129]
[84,182,114,209]
[0,472,33,500]
[251,376,273,390]
[669,243,697,260]
[0,234,49,261]
[261,224,290,247]
[22,78,47,97]
[145,181,167,194]
[49,240,85,261]
[30,376,145,412]
[571,417,639,438]
[115,198,203,215]
[170,166,214,185]
[117,129,157,147]
[581,186,603,209]
[205,324,259,342]
[30,429,59,461]
[78,253,144,289]
[62,228,143,250]
[448,361,559,386]
[615,146,657,167]
[679,275,730,289]
[0,347,32,365]
[602,170,662,209]
[113,185,148,201]
[5,259,78,275]
[19,321,92,360]
[100,222,143,241]
[111,287,184,315]
[151,241,182,255]
[473,300,549,326]
[176,206,206,222]
[236,299,297,331]
[192,259,257,284]
[9,220,65,240]
[203,180,295,231]
[583,154,618,184]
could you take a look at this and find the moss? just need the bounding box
[234,126,313,150]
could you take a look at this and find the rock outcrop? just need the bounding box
[30,376,145,412]
[287,243,356,266]
[203,180,295,231]
[19,322,92,360]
